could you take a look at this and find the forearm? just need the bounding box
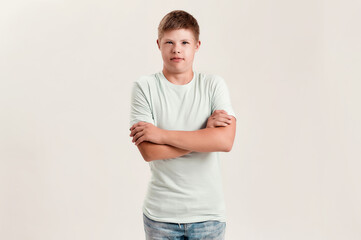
[162,127,230,152]
[137,141,192,162]
[130,116,235,159]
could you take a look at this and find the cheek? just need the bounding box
[186,51,195,60]
[164,49,173,56]
[161,51,169,59]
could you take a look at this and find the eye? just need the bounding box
[182,41,189,45]
[166,41,173,44]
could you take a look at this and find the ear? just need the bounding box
[195,40,201,52]
[156,39,160,50]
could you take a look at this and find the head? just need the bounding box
[157,10,201,74]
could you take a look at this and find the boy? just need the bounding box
[129,10,236,239]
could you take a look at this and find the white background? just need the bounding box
[1,0,360,239]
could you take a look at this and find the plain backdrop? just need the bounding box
[1,0,360,239]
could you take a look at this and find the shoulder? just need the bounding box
[197,71,224,81]
[196,72,226,87]
[134,73,156,85]
[132,73,159,91]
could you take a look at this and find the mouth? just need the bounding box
[171,57,184,62]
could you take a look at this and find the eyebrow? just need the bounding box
[163,39,191,41]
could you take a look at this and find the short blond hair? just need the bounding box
[158,10,200,42]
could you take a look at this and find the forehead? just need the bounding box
[161,28,196,41]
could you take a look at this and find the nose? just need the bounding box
[172,44,181,54]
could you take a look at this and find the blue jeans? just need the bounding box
[143,213,226,240]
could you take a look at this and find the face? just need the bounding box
[157,28,201,74]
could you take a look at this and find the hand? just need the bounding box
[129,122,165,146]
[206,110,232,128]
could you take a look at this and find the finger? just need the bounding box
[130,121,146,131]
[131,128,142,142]
[218,113,232,120]
[224,116,232,123]
[211,123,227,128]
[213,110,223,115]
[130,126,142,137]
[130,125,144,137]
[216,121,229,126]
[214,116,232,124]
[216,110,227,114]
[130,123,138,131]
[132,130,144,143]
[135,136,145,145]
[213,112,227,118]
[213,109,227,113]
[130,129,135,137]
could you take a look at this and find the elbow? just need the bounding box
[137,143,152,162]
[222,139,234,152]
[224,146,231,152]
[140,151,151,162]
[223,144,232,152]
[216,117,236,152]
[144,154,159,162]
[143,152,155,162]
[144,155,155,162]
[137,142,161,162]
[143,154,151,162]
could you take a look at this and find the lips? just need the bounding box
[171,57,184,62]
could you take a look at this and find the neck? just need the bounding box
[162,68,194,85]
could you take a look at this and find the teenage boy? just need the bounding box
[129,10,236,240]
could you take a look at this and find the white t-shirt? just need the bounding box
[129,70,237,223]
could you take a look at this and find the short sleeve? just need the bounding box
[129,80,155,128]
[211,76,237,120]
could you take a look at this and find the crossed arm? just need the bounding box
[129,111,236,162]
[132,142,192,162]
